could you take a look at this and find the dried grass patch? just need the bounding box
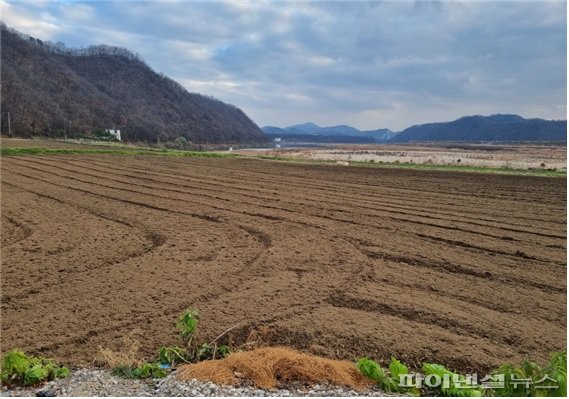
[177,346,374,390]
[95,331,143,368]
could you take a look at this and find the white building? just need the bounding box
[105,129,121,141]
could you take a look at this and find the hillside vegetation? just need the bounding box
[393,114,567,142]
[0,24,267,144]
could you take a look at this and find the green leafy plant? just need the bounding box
[23,364,50,386]
[496,361,547,396]
[132,363,168,379]
[2,351,29,376]
[357,358,387,385]
[197,343,214,361]
[216,345,231,358]
[1,350,69,387]
[107,309,234,380]
[158,346,190,366]
[422,363,483,397]
[110,365,135,379]
[111,362,167,379]
[196,343,232,361]
[545,351,567,397]
[357,357,419,395]
[172,309,232,363]
[177,309,199,344]
[490,351,566,397]
[357,351,566,397]
[52,367,70,379]
[389,357,409,382]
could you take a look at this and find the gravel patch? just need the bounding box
[2,368,398,397]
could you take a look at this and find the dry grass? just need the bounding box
[240,325,272,349]
[177,346,374,390]
[268,145,568,171]
[95,330,143,368]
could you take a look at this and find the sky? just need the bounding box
[2,0,567,131]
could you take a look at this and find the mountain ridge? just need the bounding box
[393,114,566,142]
[262,123,396,142]
[264,114,566,143]
[0,24,267,144]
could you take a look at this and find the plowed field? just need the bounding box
[1,154,566,373]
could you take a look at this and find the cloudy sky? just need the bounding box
[3,0,567,131]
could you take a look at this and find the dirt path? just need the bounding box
[1,155,566,374]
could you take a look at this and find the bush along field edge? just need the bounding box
[1,309,566,396]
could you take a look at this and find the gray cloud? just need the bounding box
[3,0,566,130]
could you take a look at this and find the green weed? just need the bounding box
[172,309,232,362]
[196,343,232,361]
[357,351,566,397]
[356,357,420,395]
[132,363,168,379]
[158,346,190,367]
[177,309,199,343]
[107,309,232,380]
[421,363,483,397]
[546,351,567,397]
[490,351,566,397]
[111,362,167,379]
[1,350,69,387]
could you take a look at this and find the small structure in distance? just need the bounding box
[105,129,121,141]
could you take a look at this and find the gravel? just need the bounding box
[2,368,398,397]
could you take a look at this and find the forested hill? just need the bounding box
[392,114,567,142]
[0,24,267,144]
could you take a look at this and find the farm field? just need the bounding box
[1,150,566,375]
[242,143,567,171]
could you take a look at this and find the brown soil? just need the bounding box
[1,153,566,374]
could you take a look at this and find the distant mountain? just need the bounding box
[262,123,396,143]
[392,114,567,142]
[262,126,288,135]
[362,128,398,141]
[269,133,375,144]
[286,122,323,134]
[1,24,267,144]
